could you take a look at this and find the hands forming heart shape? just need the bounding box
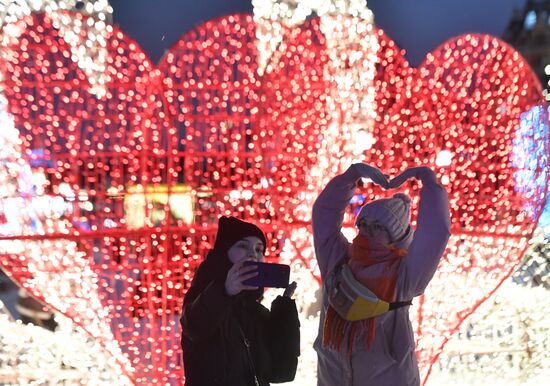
[352,163,437,189]
[0,11,548,385]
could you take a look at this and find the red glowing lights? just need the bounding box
[0,12,548,385]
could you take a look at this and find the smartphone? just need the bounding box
[242,261,290,288]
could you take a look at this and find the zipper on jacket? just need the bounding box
[242,336,260,386]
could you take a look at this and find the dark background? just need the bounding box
[109,0,527,66]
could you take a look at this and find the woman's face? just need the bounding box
[227,236,265,264]
[357,219,392,245]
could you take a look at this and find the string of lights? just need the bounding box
[0,0,112,97]
[0,98,133,380]
[252,0,373,74]
[0,5,548,385]
[427,231,550,386]
[0,299,131,385]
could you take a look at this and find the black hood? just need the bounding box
[183,216,267,307]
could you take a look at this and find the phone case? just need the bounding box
[242,261,290,288]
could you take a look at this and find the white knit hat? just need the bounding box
[355,193,413,247]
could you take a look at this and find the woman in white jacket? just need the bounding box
[312,163,451,386]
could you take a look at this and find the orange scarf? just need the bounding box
[323,235,407,354]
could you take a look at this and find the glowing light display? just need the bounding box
[521,105,550,236]
[0,10,548,385]
[254,5,380,384]
[0,98,132,379]
[252,0,373,74]
[259,10,550,384]
[512,105,550,223]
[0,299,132,385]
[427,242,550,386]
[0,0,112,97]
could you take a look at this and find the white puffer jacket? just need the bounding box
[312,165,451,386]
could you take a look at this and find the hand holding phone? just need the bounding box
[242,261,290,288]
[225,260,261,296]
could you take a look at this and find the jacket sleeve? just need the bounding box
[180,280,233,341]
[400,179,451,299]
[266,296,300,383]
[312,165,360,279]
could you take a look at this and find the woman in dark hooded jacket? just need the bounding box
[181,216,300,386]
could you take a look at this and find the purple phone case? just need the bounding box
[242,261,290,288]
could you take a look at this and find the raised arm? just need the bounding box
[389,166,451,298]
[312,164,388,278]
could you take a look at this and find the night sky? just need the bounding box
[109,0,527,66]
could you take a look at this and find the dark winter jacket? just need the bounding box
[181,251,300,386]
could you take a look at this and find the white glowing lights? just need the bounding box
[0,299,132,385]
[435,149,453,167]
[0,100,133,380]
[0,4,547,386]
[253,0,373,74]
[0,0,113,97]
[427,234,550,385]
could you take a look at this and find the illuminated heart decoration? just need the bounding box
[0,11,172,383]
[0,11,327,384]
[0,11,548,386]
[263,16,549,383]
[369,28,548,383]
[0,12,227,384]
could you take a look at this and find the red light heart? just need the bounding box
[0,12,548,386]
[263,16,548,383]
[0,11,173,383]
[0,12,305,384]
[368,29,548,382]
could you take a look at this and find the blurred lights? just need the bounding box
[354,128,375,154]
[253,0,373,74]
[427,277,550,385]
[0,299,132,385]
[0,0,113,98]
[435,149,453,167]
[524,10,537,30]
[0,100,133,380]
[512,105,550,221]
[0,7,548,386]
